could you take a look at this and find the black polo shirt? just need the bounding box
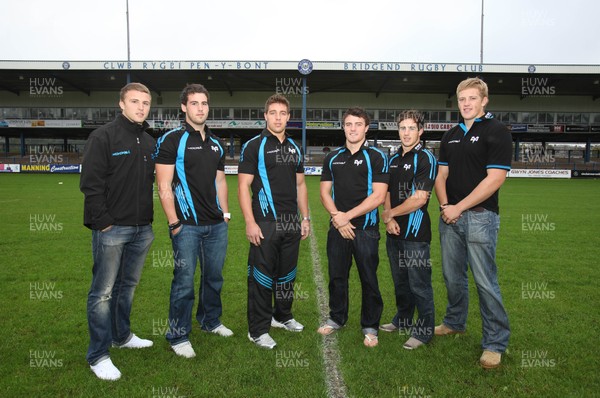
[153,124,226,225]
[321,142,389,230]
[438,113,512,214]
[388,143,437,242]
[238,129,304,222]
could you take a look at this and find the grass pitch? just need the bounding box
[0,174,598,397]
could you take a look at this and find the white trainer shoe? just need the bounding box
[90,358,121,381]
[114,334,153,349]
[248,333,277,349]
[171,341,196,358]
[209,324,234,337]
[271,318,304,332]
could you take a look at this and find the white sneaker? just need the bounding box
[171,341,196,358]
[248,332,277,349]
[90,358,121,381]
[271,318,304,332]
[209,324,234,337]
[114,334,153,349]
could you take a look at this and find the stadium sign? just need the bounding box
[223,164,322,175]
[508,169,571,178]
[510,124,528,132]
[21,164,51,173]
[425,122,457,131]
[304,166,323,176]
[0,164,20,172]
[50,164,81,173]
[5,120,81,128]
[3,61,598,75]
[224,165,239,175]
[380,122,457,131]
[207,120,266,129]
[379,122,397,130]
[527,124,552,133]
[82,120,108,128]
[572,170,600,178]
[306,121,341,129]
[148,120,181,130]
[565,125,590,133]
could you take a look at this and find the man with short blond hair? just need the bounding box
[435,77,512,369]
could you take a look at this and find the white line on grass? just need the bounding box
[309,225,348,398]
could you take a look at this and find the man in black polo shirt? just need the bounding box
[379,110,437,350]
[238,93,310,349]
[318,107,389,348]
[154,83,232,359]
[435,77,512,369]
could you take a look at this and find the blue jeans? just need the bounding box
[167,222,228,345]
[326,227,383,335]
[439,209,510,352]
[86,225,154,365]
[385,237,434,343]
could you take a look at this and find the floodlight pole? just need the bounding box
[297,59,313,162]
[302,77,307,158]
[480,0,484,64]
[126,0,131,83]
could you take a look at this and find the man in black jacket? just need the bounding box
[80,82,156,381]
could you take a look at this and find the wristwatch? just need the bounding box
[303,216,311,222]
[223,213,231,219]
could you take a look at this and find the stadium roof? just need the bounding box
[1,60,599,99]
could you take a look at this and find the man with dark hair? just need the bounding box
[238,93,310,349]
[380,110,437,350]
[318,107,388,348]
[81,82,155,381]
[435,77,512,369]
[154,83,232,359]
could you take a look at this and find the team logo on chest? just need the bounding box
[354,159,363,166]
[211,145,219,152]
[470,136,480,143]
[403,164,411,170]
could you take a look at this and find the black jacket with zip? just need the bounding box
[80,114,156,230]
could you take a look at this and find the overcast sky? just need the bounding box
[2,0,598,65]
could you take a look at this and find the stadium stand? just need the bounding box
[1,60,599,174]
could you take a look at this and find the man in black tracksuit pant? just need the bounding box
[80,83,156,381]
[238,94,310,349]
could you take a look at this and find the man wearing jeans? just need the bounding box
[80,82,156,381]
[154,84,232,359]
[435,77,512,369]
[380,110,437,350]
[318,107,388,348]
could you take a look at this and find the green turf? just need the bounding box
[0,174,598,397]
